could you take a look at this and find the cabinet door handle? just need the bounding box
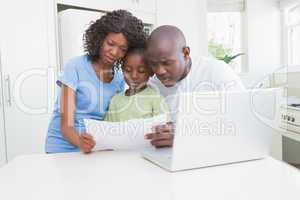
[0,56,2,107]
[4,75,11,106]
[0,77,2,107]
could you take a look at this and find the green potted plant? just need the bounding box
[208,41,244,64]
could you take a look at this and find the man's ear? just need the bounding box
[182,46,190,60]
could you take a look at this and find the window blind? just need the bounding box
[280,0,300,10]
[207,0,245,12]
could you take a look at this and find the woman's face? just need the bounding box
[100,32,128,66]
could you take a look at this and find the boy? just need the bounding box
[105,47,169,122]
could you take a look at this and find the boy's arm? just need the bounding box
[104,97,117,122]
[152,95,170,118]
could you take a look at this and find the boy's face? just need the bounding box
[122,53,152,90]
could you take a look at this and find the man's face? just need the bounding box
[146,42,187,87]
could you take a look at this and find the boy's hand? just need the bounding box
[145,122,174,148]
[79,133,96,153]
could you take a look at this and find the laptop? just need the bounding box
[142,89,277,172]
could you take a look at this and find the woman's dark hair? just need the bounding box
[83,10,147,68]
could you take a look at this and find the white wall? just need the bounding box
[280,0,300,9]
[238,0,283,160]
[155,0,208,58]
[240,0,282,88]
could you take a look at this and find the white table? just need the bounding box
[0,150,300,200]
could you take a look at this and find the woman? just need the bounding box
[45,10,147,153]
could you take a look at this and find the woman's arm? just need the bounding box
[104,97,118,122]
[60,84,95,153]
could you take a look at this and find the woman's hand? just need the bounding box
[60,85,96,153]
[78,133,96,153]
[145,122,174,148]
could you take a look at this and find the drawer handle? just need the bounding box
[4,75,11,106]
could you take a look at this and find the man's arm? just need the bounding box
[145,122,174,148]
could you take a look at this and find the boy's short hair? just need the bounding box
[126,47,146,58]
[124,47,154,76]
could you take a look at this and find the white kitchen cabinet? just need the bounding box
[130,0,156,14]
[56,0,156,13]
[0,108,6,167]
[0,51,7,166]
[0,0,55,160]
[58,9,105,68]
[57,0,129,12]
[56,0,156,24]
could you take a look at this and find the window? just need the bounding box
[281,0,300,67]
[207,0,246,73]
[287,5,300,65]
[143,23,153,36]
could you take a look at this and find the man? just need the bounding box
[144,25,245,148]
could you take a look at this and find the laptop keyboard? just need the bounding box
[153,148,173,159]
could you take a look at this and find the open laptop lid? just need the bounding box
[170,89,279,169]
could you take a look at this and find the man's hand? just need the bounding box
[145,122,174,148]
[79,133,95,153]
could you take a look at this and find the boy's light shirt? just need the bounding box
[104,86,170,122]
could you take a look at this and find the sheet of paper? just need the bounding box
[84,114,168,151]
